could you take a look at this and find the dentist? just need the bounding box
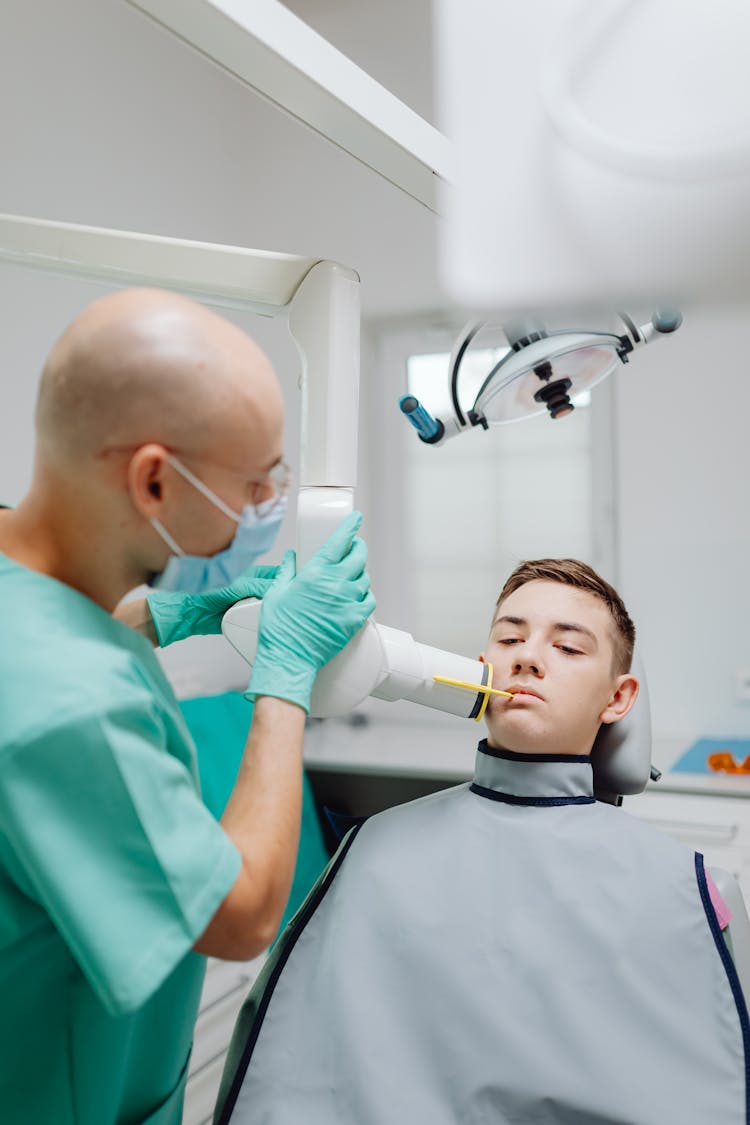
[0,287,374,1125]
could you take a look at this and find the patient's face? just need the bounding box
[482,580,621,757]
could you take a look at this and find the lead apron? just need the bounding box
[216,743,749,1125]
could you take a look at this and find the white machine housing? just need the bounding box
[224,603,493,720]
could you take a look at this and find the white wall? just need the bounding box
[615,302,750,741]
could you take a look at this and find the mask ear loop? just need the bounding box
[166,455,242,523]
[150,518,185,556]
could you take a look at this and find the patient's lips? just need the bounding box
[507,685,544,702]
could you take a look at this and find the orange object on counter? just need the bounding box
[707,751,750,774]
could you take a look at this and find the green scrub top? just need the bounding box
[0,554,242,1125]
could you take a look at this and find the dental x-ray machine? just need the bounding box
[0,212,679,803]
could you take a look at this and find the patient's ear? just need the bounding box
[478,653,485,663]
[599,675,639,725]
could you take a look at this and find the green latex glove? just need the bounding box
[246,511,376,712]
[146,565,279,647]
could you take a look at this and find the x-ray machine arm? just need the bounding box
[0,215,511,734]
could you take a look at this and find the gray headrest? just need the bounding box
[590,649,652,801]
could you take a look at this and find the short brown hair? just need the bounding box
[495,559,635,674]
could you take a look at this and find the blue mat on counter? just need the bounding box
[671,738,750,774]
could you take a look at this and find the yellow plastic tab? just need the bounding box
[432,675,513,699]
[432,664,513,722]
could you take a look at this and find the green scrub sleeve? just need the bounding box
[0,694,241,1018]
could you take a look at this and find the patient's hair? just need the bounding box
[495,559,635,674]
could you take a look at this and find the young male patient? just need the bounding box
[214,560,747,1125]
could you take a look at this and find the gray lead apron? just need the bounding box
[215,743,749,1124]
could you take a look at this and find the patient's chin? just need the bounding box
[485,712,550,752]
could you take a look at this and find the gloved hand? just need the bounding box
[146,565,279,647]
[246,511,376,712]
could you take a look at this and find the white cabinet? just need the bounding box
[624,787,750,902]
[182,955,266,1125]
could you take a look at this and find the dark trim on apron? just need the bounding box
[477,740,590,764]
[696,851,750,1124]
[215,820,366,1125]
[470,782,595,807]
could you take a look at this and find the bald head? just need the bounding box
[36,288,283,466]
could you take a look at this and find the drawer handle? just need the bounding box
[187,1045,230,1082]
[199,974,251,1017]
[638,816,738,844]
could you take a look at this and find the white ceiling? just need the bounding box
[0,0,443,320]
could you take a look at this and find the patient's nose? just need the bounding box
[513,647,543,676]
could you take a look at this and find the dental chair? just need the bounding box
[213,652,750,1125]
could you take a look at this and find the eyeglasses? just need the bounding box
[249,457,291,515]
[99,445,292,517]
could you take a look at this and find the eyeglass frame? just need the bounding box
[98,444,292,518]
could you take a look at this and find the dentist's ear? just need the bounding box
[127,443,170,519]
[599,675,639,725]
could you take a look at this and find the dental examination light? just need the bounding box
[400,310,682,447]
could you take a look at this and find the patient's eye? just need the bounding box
[497,637,521,645]
[556,644,583,655]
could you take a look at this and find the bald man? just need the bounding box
[0,289,374,1125]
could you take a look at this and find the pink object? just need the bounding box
[706,871,732,930]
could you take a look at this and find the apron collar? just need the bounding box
[471,740,595,806]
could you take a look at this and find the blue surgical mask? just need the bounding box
[148,455,287,594]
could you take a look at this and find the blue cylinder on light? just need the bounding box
[399,394,444,443]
